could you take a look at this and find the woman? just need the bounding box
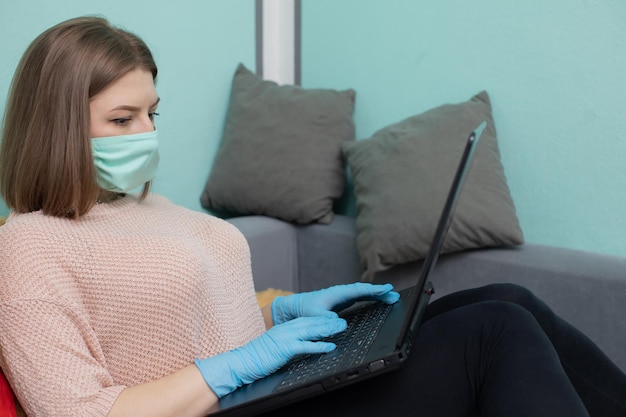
[0,16,624,417]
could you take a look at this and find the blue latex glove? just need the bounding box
[195,316,347,398]
[271,282,400,325]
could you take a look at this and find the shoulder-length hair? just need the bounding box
[0,16,158,218]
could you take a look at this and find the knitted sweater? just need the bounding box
[0,194,266,417]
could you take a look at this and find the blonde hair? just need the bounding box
[0,16,158,218]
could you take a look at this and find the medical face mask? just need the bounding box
[91,129,159,193]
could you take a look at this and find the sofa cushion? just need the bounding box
[201,63,356,224]
[255,288,293,308]
[342,91,524,281]
[295,215,364,292]
[0,369,21,417]
[227,215,299,292]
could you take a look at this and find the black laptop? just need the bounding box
[208,120,487,416]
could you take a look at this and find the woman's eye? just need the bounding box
[111,117,131,126]
[148,112,160,121]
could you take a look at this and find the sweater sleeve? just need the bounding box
[0,300,124,417]
[0,222,124,417]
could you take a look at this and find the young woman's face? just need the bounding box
[89,68,159,138]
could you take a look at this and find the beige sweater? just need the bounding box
[0,194,266,417]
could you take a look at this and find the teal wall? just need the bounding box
[2,1,626,260]
[302,0,626,258]
[0,0,255,216]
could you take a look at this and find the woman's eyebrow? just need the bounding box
[109,97,160,112]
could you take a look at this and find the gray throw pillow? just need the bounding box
[342,91,524,281]
[201,63,356,224]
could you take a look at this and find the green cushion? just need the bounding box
[342,91,524,281]
[201,64,356,224]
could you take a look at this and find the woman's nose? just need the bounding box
[136,114,156,133]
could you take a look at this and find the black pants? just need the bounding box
[424,283,626,417]
[265,284,626,417]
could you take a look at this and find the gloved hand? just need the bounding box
[195,316,347,398]
[271,282,400,325]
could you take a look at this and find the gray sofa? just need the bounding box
[227,214,626,373]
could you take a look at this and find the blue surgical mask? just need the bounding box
[91,129,159,192]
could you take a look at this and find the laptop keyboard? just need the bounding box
[275,301,393,392]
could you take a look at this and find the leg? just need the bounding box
[425,283,626,417]
[264,301,589,417]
